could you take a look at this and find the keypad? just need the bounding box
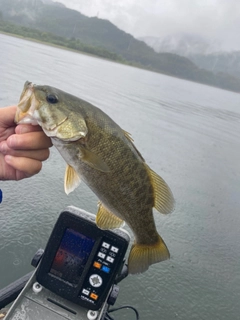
[81,240,120,303]
[95,241,119,268]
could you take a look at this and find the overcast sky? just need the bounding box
[55,0,240,51]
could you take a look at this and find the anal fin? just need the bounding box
[96,202,125,229]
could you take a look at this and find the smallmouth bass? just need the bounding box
[15,81,175,274]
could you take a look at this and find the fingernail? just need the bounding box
[4,155,13,164]
[6,135,17,148]
[15,125,29,134]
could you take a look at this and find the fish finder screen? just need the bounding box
[50,228,95,285]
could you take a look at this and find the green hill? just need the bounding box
[188,52,240,80]
[1,0,240,93]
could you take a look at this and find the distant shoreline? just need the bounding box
[0,31,115,62]
[0,30,151,75]
[1,31,239,94]
[0,30,175,78]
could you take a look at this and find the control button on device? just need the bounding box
[90,293,99,300]
[110,246,119,253]
[89,274,103,287]
[93,261,102,269]
[101,265,110,273]
[102,242,110,249]
[106,256,114,263]
[82,289,90,296]
[98,252,106,259]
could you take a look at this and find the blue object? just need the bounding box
[101,265,110,273]
[0,189,2,203]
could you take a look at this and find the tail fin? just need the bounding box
[127,235,170,274]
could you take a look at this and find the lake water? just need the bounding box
[0,33,240,320]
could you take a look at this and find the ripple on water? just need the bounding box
[18,234,33,246]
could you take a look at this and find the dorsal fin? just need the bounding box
[123,130,145,161]
[123,130,134,142]
[145,164,175,214]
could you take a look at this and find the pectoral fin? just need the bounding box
[64,164,81,195]
[80,147,110,172]
[96,202,125,229]
[145,164,175,214]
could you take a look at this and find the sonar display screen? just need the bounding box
[50,228,95,284]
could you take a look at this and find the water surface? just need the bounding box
[0,34,240,319]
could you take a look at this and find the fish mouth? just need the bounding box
[44,117,68,133]
[15,82,39,125]
[15,81,86,142]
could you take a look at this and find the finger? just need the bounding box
[0,106,16,127]
[5,155,43,179]
[7,131,53,150]
[15,124,43,134]
[0,127,15,142]
[0,141,50,161]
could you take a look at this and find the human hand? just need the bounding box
[0,106,52,180]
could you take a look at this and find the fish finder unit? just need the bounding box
[3,206,130,320]
[37,206,130,310]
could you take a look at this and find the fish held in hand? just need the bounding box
[15,81,175,274]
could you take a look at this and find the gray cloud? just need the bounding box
[55,0,240,50]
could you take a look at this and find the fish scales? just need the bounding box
[60,115,157,243]
[15,81,175,274]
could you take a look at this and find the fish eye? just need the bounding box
[46,94,59,104]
